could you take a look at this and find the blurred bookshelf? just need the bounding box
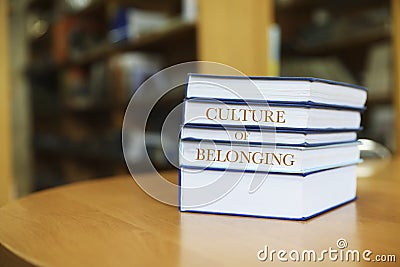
[275,0,396,151]
[10,0,400,196]
[25,0,197,191]
[62,21,196,66]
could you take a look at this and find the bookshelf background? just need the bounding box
[4,0,400,199]
[19,0,196,192]
[275,0,395,151]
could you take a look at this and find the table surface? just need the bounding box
[0,159,399,267]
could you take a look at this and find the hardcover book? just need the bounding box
[181,125,358,146]
[180,140,360,173]
[186,74,367,109]
[183,99,362,130]
[179,165,357,220]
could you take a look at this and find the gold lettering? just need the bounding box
[276,110,286,123]
[272,153,282,165]
[252,110,262,122]
[239,151,251,163]
[234,131,250,140]
[215,149,226,162]
[264,110,275,122]
[205,108,217,120]
[207,149,215,161]
[230,108,240,121]
[234,131,243,140]
[240,109,249,121]
[196,148,205,160]
[283,154,295,166]
[226,150,238,162]
[264,152,271,165]
[252,152,263,164]
[204,107,287,124]
[194,148,295,167]
[218,108,229,120]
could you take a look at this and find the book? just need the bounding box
[186,74,367,109]
[364,42,392,100]
[181,125,358,146]
[109,52,162,100]
[180,140,360,173]
[179,164,357,220]
[109,7,170,43]
[183,99,362,130]
[182,0,198,22]
[179,74,366,220]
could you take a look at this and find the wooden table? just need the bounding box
[0,159,399,267]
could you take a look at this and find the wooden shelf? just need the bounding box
[64,22,196,66]
[35,146,124,163]
[292,26,390,56]
[276,0,333,12]
[67,43,112,66]
[276,0,388,13]
[27,0,53,10]
[118,0,181,13]
[367,95,392,105]
[117,22,196,51]
[29,0,181,13]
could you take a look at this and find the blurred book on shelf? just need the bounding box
[23,0,196,193]
[281,56,356,85]
[181,0,197,22]
[276,0,394,153]
[109,52,163,102]
[61,62,110,110]
[109,7,174,43]
[293,4,390,53]
[53,16,106,64]
[364,42,393,101]
[362,105,394,151]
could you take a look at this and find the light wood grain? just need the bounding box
[0,0,13,206]
[391,0,400,154]
[197,0,274,76]
[0,159,400,266]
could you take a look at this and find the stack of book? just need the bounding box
[179,74,367,220]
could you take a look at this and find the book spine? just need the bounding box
[184,100,306,128]
[183,100,361,129]
[180,140,360,173]
[180,141,302,173]
[181,127,280,145]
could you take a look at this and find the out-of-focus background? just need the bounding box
[1,0,399,203]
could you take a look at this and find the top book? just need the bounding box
[186,74,368,109]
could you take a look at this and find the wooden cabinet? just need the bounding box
[197,0,275,76]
